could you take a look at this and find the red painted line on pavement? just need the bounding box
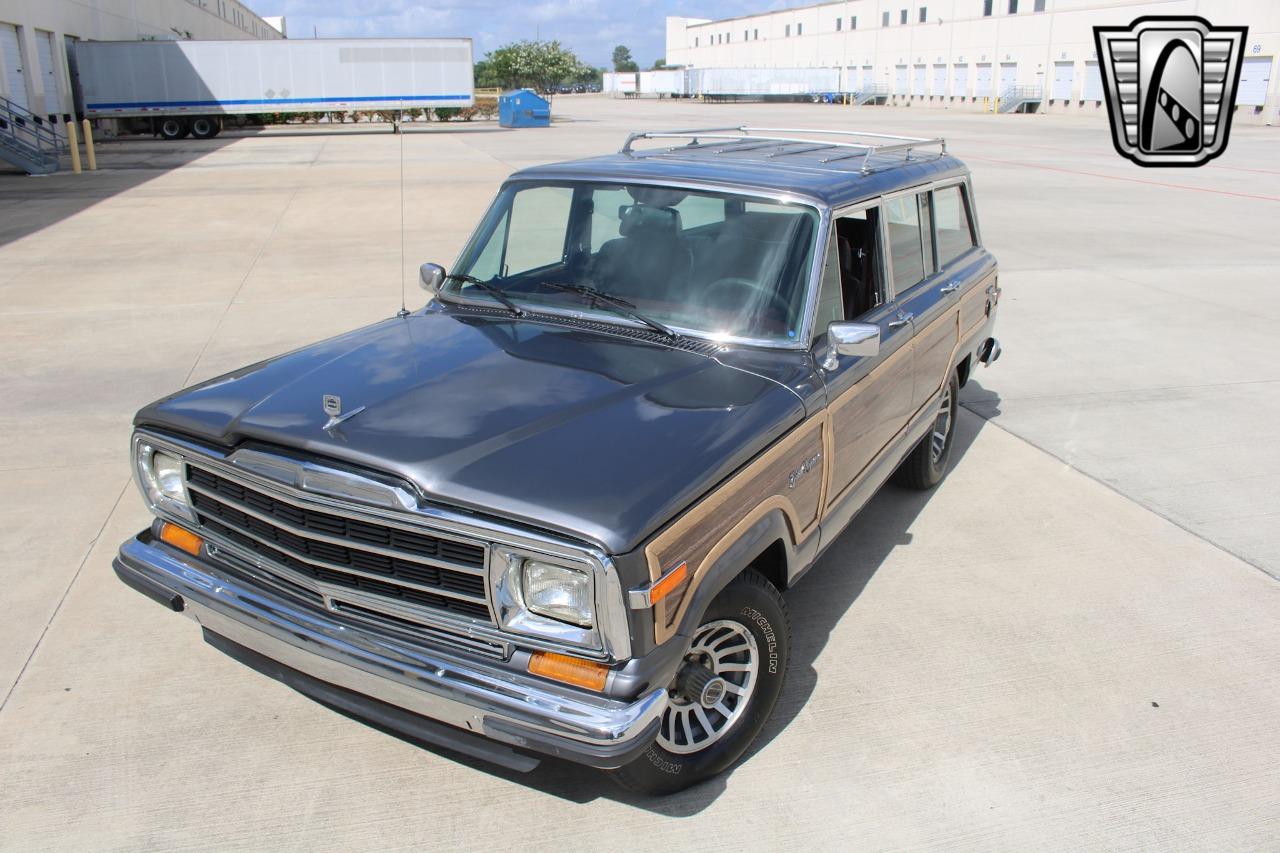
[1209,164,1280,177]
[964,154,1280,202]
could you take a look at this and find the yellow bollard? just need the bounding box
[81,118,97,171]
[65,119,82,174]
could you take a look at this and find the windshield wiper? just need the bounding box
[542,282,680,339]
[444,273,524,317]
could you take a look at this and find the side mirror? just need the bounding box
[419,263,446,294]
[821,322,880,371]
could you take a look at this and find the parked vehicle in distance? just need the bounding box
[115,127,1001,794]
[75,38,474,140]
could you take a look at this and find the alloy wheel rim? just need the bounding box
[656,619,759,755]
[931,384,953,464]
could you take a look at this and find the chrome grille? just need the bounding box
[185,465,493,624]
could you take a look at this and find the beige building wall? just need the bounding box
[667,1,1280,124]
[0,0,283,120]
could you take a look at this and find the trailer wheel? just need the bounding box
[190,117,221,139]
[159,118,190,140]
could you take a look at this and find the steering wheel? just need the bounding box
[703,277,793,323]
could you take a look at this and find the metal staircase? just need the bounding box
[855,86,890,105]
[997,85,1043,114]
[0,97,63,175]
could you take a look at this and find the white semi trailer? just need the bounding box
[688,67,841,99]
[75,38,474,139]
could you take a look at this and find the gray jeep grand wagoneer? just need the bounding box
[116,127,1001,794]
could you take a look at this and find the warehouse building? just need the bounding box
[0,0,283,123]
[666,0,1279,123]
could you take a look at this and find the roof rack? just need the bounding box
[620,127,947,174]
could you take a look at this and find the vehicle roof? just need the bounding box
[508,131,970,208]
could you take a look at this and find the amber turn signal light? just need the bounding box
[527,651,609,692]
[159,522,204,557]
[649,562,689,605]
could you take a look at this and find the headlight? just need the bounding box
[133,438,196,522]
[523,561,594,627]
[489,550,605,651]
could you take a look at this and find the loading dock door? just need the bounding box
[1052,61,1074,100]
[975,63,993,96]
[1238,57,1272,106]
[0,22,28,111]
[999,62,1018,96]
[36,29,59,117]
[1082,61,1102,100]
[895,64,908,94]
[952,64,969,97]
[861,65,874,90]
[912,64,926,95]
[932,64,947,96]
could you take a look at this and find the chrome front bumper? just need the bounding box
[114,532,666,770]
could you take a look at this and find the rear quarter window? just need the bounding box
[933,185,977,266]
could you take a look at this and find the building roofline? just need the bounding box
[670,1,849,30]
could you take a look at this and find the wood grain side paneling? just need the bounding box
[914,310,959,402]
[959,272,994,340]
[826,340,914,506]
[644,278,984,645]
[647,417,825,643]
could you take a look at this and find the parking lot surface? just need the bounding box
[1,98,1278,850]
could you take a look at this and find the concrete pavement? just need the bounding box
[1,97,1277,849]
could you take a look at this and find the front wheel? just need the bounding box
[610,568,789,796]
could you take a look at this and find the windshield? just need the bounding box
[442,182,820,344]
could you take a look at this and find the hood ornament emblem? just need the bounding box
[322,394,365,431]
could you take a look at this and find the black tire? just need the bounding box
[158,118,190,140]
[610,568,789,796]
[895,370,959,490]
[190,116,221,139]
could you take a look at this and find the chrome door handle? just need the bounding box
[888,313,914,329]
[939,281,961,294]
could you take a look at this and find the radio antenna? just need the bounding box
[397,102,409,318]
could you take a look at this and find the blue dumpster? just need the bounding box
[499,89,551,128]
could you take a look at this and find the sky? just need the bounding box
[269,1,812,69]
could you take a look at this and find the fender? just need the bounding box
[668,508,799,644]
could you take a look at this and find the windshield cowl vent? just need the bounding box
[444,303,727,355]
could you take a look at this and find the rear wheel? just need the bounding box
[158,118,190,140]
[610,568,789,796]
[189,116,221,139]
[895,371,959,490]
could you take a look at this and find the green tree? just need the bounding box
[569,62,604,86]
[612,45,639,72]
[473,58,501,89]
[651,58,667,70]
[484,40,581,95]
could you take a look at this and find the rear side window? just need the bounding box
[933,185,977,266]
[885,195,925,293]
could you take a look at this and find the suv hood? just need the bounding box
[136,310,805,554]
